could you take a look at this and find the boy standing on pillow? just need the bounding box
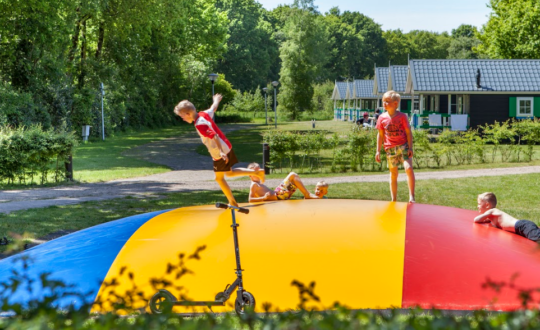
[375,90,416,203]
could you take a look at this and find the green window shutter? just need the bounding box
[509,97,517,117]
[407,100,411,110]
[534,97,540,117]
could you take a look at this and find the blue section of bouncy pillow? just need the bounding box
[0,209,170,309]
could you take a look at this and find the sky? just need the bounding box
[257,0,492,33]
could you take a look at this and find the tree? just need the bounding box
[0,0,230,130]
[477,0,540,58]
[215,0,279,92]
[324,7,365,80]
[278,0,329,119]
[448,37,484,59]
[340,11,387,77]
[0,0,79,127]
[452,24,477,38]
[448,24,484,59]
[384,29,411,65]
[406,30,450,59]
[312,81,334,118]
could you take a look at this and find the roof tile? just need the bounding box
[354,80,377,99]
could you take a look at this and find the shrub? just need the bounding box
[348,127,372,171]
[225,88,265,116]
[0,125,77,185]
[215,111,252,124]
[412,129,431,168]
[263,130,299,172]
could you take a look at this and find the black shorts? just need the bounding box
[213,149,239,172]
[515,220,540,242]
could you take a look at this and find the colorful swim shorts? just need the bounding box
[274,178,297,200]
[385,143,411,170]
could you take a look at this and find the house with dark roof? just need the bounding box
[355,80,378,110]
[388,65,418,113]
[331,81,349,120]
[346,81,356,121]
[373,67,389,103]
[405,59,540,128]
[349,79,378,121]
[332,80,381,122]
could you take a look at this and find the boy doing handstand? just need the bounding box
[247,163,327,202]
[475,192,540,242]
[375,90,416,203]
[174,94,264,207]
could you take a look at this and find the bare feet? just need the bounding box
[304,193,320,199]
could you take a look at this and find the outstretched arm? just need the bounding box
[249,192,274,203]
[474,210,494,223]
[208,93,223,113]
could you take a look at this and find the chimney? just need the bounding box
[476,69,481,88]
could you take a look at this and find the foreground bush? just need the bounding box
[1,252,540,329]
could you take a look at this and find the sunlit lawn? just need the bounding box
[73,125,195,182]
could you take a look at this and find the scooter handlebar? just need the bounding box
[215,202,229,210]
[215,203,250,214]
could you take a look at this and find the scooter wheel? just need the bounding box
[149,289,176,314]
[235,291,255,315]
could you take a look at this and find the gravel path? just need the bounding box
[2,124,540,214]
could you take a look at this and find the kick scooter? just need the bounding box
[149,203,256,315]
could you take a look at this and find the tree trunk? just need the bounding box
[78,19,87,88]
[95,21,104,58]
[69,7,82,63]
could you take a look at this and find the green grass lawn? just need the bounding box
[2,172,539,254]
[73,125,193,182]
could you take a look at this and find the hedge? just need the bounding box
[263,119,540,173]
[0,125,78,184]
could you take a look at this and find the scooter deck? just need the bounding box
[175,301,225,306]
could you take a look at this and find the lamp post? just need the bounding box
[208,73,218,121]
[272,81,279,129]
[262,87,268,125]
[208,73,218,96]
[100,83,105,141]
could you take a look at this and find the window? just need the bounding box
[426,95,440,112]
[450,95,457,114]
[517,97,534,117]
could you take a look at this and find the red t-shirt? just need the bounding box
[375,111,410,149]
[194,110,232,160]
